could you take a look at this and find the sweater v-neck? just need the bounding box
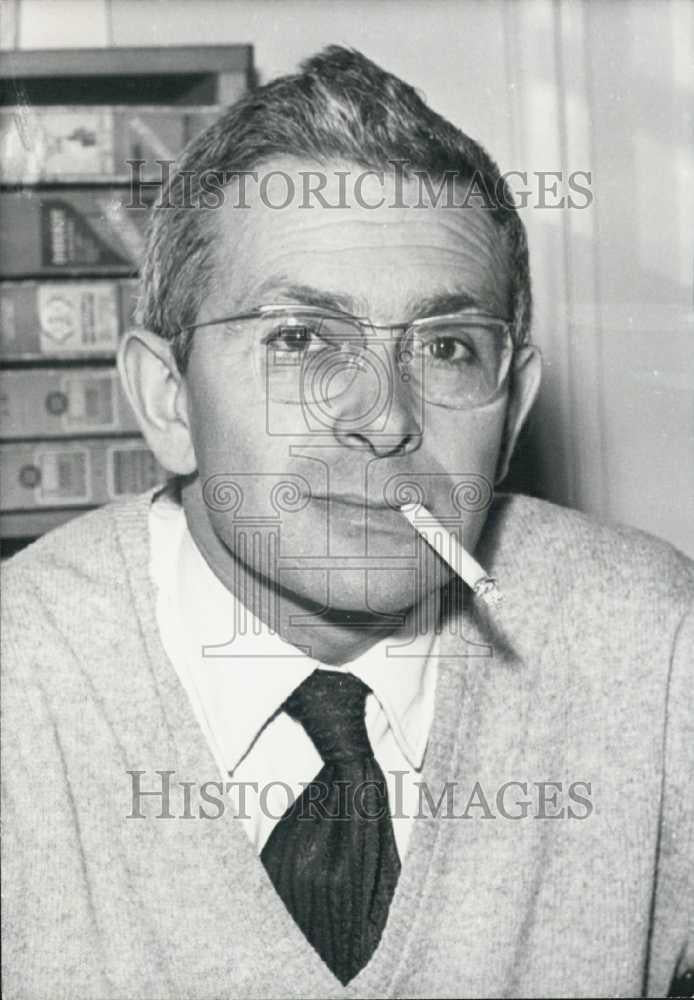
[111,489,490,995]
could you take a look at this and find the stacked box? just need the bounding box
[0,189,150,277]
[0,437,165,510]
[0,367,140,438]
[0,105,218,183]
[0,279,138,360]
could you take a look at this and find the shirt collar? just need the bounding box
[161,494,438,774]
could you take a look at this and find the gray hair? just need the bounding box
[140,45,532,370]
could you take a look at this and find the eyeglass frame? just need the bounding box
[177,303,517,410]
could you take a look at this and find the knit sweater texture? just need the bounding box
[2,490,692,999]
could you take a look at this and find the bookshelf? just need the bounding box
[0,45,254,557]
[0,45,254,105]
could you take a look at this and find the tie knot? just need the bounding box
[284,670,372,764]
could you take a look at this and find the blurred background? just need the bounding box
[1,0,692,557]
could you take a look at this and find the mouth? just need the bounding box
[311,493,394,511]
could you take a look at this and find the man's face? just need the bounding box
[183,159,515,615]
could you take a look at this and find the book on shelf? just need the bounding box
[0,105,219,184]
[0,366,140,438]
[0,279,138,360]
[1,436,164,511]
[0,188,151,277]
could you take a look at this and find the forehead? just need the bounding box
[207,158,511,320]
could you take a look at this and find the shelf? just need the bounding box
[0,45,254,106]
[1,353,118,366]
[0,506,93,540]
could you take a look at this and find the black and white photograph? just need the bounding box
[0,1,692,997]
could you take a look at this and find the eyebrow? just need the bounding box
[250,280,360,315]
[406,291,483,319]
[248,281,489,321]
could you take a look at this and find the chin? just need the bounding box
[278,566,443,620]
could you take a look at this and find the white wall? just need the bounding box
[3,0,692,555]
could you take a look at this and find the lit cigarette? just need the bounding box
[399,502,502,608]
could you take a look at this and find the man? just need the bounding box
[2,47,692,999]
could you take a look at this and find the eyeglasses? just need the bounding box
[181,304,514,410]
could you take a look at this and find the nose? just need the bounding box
[331,350,422,458]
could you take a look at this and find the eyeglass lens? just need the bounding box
[247,310,512,409]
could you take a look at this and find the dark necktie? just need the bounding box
[260,669,401,985]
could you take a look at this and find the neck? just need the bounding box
[181,479,441,665]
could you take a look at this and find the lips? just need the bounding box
[311,493,395,511]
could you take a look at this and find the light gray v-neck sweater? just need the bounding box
[2,490,693,999]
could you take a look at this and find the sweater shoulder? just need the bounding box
[1,493,152,637]
[486,493,694,622]
[475,495,694,721]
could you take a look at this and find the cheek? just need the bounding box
[424,395,507,475]
[185,348,316,533]
[421,396,508,547]
[187,338,321,464]
[186,342,264,468]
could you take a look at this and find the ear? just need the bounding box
[495,344,542,484]
[117,329,197,475]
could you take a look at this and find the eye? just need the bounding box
[266,323,318,352]
[425,336,476,364]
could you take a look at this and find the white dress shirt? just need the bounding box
[148,489,439,859]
